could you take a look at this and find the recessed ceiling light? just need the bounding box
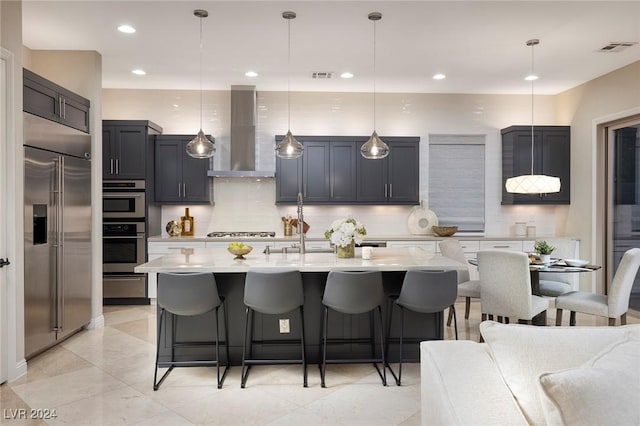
[525,74,539,81]
[245,71,258,78]
[432,73,446,80]
[132,69,146,75]
[117,25,136,34]
[340,72,354,79]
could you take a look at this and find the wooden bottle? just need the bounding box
[181,208,194,236]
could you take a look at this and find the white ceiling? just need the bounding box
[21,1,640,95]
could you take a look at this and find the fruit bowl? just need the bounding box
[228,246,252,259]
[564,258,589,267]
[432,226,458,237]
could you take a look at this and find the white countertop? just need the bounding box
[135,247,468,273]
[147,234,569,243]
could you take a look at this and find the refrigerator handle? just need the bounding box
[53,156,65,332]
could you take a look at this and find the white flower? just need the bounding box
[324,217,367,248]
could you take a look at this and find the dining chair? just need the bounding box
[538,238,579,298]
[478,250,549,325]
[439,239,481,322]
[555,248,640,326]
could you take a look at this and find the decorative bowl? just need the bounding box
[564,259,589,267]
[228,246,253,260]
[166,220,182,237]
[432,226,458,237]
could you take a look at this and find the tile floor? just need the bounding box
[2,300,639,425]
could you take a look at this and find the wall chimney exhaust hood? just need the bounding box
[208,85,275,177]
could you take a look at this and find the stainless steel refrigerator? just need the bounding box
[24,112,92,358]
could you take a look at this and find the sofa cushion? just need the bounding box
[537,339,640,426]
[479,321,639,425]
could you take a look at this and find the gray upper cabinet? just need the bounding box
[357,138,420,204]
[23,68,90,133]
[501,125,570,204]
[154,135,212,204]
[102,120,162,180]
[276,135,419,205]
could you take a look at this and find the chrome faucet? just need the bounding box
[297,191,305,254]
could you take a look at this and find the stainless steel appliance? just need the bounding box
[102,180,145,219]
[24,113,92,359]
[103,222,145,273]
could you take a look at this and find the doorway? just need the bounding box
[606,118,640,310]
[1,48,9,383]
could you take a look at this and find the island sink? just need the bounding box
[264,245,334,254]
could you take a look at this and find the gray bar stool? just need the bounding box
[320,270,387,387]
[388,269,458,385]
[241,269,307,388]
[154,272,229,390]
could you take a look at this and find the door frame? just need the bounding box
[595,108,640,295]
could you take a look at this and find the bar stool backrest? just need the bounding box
[158,272,221,316]
[396,270,458,313]
[439,240,471,283]
[323,271,384,314]
[244,269,304,315]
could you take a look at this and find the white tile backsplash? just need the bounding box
[104,88,569,239]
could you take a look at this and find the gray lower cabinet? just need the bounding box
[102,120,162,180]
[154,135,212,204]
[23,68,90,133]
[502,125,570,204]
[276,135,418,205]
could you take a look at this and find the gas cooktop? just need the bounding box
[206,231,276,238]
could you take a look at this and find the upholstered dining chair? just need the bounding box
[439,239,481,322]
[555,248,640,326]
[478,250,549,325]
[538,238,579,298]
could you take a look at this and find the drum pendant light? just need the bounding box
[186,9,216,159]
[360,12,389,160]
[505,39,560,194]
[275,11,303,159]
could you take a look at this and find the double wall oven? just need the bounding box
[103,180,149,303]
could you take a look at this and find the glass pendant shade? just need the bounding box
[361,131,390,159]
[186,129,216,158]
[505,174,560,194]
[506,38,560,195]
[275,130,304,159]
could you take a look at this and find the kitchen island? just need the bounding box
[135,247,467,365]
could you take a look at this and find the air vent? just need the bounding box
[598,42,637,52]
[312,72,334,79]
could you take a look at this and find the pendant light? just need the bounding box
[275,11,303,159]
[186,9,216,159]
[360,12,389,160]
[505,39,560,194]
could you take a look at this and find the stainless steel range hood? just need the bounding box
[208,85,275,178]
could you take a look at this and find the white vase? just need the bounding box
[540,254,551,264]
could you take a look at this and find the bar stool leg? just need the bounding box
[377,306,387,387]
[215,305,221,388]
[241,307,252,388]
[398,306,405,386]
[299,305,308,387]
[321,306,329,388]
[385,301,399,385]
[153,308,165,391]
[451,305,458,340]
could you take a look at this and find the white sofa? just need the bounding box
[420,321,640,425]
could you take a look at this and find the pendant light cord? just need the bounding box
[530,41,535,175]
[372,17,377,130]
[199,15,203,131]
[287,16,291,130]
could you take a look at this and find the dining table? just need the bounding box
[468,258,601,325]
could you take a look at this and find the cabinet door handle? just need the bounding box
[384,184,388,198]
[493,245,511,248]
[331,182,334,198]
[183,183,186,198]
[115,159,119,175]
[62,98,66,119]
[58,96,63,118]
[178,182,181,197]
[389,183,393,198]
[110,159,113,174]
